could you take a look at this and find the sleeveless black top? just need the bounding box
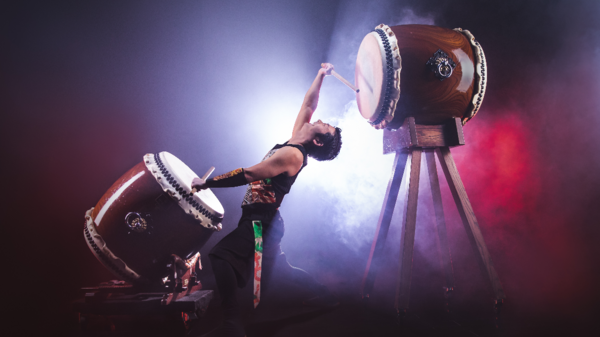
[241,143,308,212]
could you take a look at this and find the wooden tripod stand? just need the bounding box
[360,117,505,318]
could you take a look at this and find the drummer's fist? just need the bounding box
[191,177,207,193]
[320,63,334,76]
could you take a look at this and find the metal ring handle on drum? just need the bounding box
[125,212,151,234]
[426,49,456,81]
[437,61,454,79]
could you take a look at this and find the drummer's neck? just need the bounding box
[287,134,313,148]
[288,122,318,147]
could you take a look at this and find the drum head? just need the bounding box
[158,152,224,217]
[356,32,385,122]
[355,25,402,129]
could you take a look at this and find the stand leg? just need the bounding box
[425,150,455,310]
[395,148,422,313]
[435,147,505,301]
[361,151,409,299]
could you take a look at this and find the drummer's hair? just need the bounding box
[307,127,342,161]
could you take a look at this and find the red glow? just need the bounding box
[454,114,540,229]
[446,112,595,312]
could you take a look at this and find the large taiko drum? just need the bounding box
[355,24,487,129]
[83,152,224,284]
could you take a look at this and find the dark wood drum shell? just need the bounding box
[88,161,214,283]
[390,25,477,126]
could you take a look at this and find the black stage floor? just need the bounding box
[67,280,598,337]
[68,297,596,336]
[190,297,592,337]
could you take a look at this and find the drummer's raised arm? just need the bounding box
[291,63,333,137]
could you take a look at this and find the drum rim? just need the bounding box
[454,28,487,125]
[84,207,144,284]
[145,152,223,231]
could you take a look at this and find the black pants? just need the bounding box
[208,209,326,335]
[209,209,284,288]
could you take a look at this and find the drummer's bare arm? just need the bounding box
[191,147,303,191]
[291,63,333,137]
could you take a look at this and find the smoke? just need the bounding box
[300,102,393,248]
[390,8,435,26]
[293,4,441,252]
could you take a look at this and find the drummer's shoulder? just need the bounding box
[277,145,304,161]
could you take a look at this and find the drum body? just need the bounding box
[84,152,224,284]
[355,24,487,128]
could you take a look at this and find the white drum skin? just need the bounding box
[355,24,401,129]
[145,152,224,230]
[356,33,385,121]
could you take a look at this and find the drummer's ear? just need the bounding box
[313,136,324,147]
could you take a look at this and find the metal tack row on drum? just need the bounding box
[355,24,487,129]
[84,152,224,284]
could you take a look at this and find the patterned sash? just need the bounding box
[252,220,263,308]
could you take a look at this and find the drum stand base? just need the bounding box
[360,117,506,328]
[74,255,213,335]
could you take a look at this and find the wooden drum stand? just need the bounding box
[360,117,505,326]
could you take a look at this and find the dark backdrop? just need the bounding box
[2,0,600,335]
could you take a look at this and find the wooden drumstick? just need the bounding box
[322,63,359,93]
[202,166,215,180]
[192,166,215,193]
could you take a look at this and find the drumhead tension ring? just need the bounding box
[150,153,223,229]
[370,28,396,127]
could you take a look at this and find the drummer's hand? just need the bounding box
[191,177,207,193]
[320,63,334,76]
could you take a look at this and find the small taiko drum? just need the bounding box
[355,24,487,129]
[83,152,224,284]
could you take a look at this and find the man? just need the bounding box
[191,63,342,337]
